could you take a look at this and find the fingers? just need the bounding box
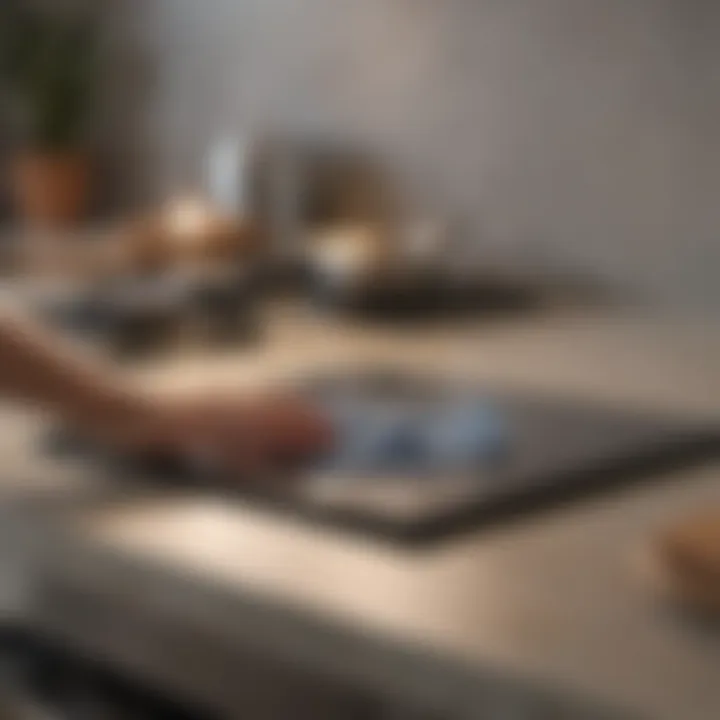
[259,397,334,456]
[155,392,335,482]
[225,397,333,471]
[200,392,333,452]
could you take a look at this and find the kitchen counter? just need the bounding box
[5,305,720,718]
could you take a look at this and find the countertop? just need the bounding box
[4,304,720,719]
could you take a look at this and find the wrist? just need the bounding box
[68,381,159,446]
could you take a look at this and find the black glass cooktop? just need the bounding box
[46,369,719,546]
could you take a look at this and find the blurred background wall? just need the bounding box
[106,0,720,309]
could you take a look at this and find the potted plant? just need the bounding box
[0,2,99,228]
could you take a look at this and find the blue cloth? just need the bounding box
[318,397,510,476]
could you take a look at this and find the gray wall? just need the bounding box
[110,0,720,309]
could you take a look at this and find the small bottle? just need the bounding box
[205,134,252,219]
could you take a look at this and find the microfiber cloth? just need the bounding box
[317,395,511,477]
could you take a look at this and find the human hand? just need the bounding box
[113,391,334,481]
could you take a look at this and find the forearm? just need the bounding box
[0,312,151,436]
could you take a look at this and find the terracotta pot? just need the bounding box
[12,152,91,229]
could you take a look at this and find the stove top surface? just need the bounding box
[46,369,719,546]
